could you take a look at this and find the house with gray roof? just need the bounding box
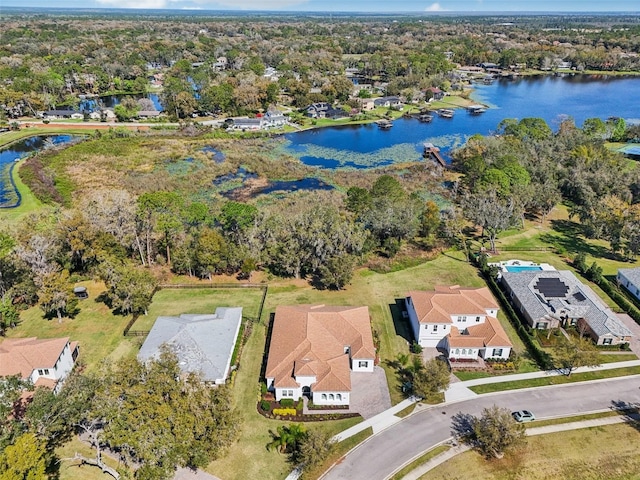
[138,307,242,384]
[501,270,632,346]
[617,267,640,301]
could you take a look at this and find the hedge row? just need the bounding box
[476,259,554,370]
[272,408,297,416]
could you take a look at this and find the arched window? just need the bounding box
[462,349,466,355]
[336,394,342,400]
[321,394,327,400]
[329,394,334,400]
[455,349,460,355]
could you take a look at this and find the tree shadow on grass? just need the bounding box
[541,219,619,261]
[610,399,640,434]
[389,299,414,344]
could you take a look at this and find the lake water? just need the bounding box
[284,75,640,169]
[0,135,76,207]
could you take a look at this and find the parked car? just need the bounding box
[512,410,536,422]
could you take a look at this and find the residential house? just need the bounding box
[137,110,161,119]
[501,270,632,345]
[360,98,375,111]
[617,267,640,301]
[425,87,445,101]
[229,118,263,131]
[265,305,376,406]
[373,96,403,109]
[305,102,347,119]
[264,109,287,127]
[43,109,82,119]
[138,307,242,385]
[0,337,79,393]
[406,286,510,360]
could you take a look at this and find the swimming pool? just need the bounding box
[504,266,543,273]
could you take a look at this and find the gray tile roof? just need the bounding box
[618,267,640,289]
[501,270,632,339]
[138,307,242,384]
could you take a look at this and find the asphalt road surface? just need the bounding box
[322,377,640,480]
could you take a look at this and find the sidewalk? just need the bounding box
[333,359,640,442]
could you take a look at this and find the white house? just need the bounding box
[617,267,640,301]
[265,305,376,406]
[406,286,511,361]
[138,307,242,385]
[0,337,80,393]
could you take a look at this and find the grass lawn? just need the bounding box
[133,285,266,331]
[469,366,640,394]
[56,437,128,480]
[418,422,640,480]
[390,445,451,480]
[4,280,136,373]
[0,162,50,223]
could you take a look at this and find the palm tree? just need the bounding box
[267,424,307,454]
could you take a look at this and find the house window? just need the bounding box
[358,361,368,368]
[344,346,350,354]
[433,325,438,332]
[321,394,327,400]
[336,394,342,400]
[44,369,49,375]
[461,349,466,355]
[329,394,334,400]
[457,316,467,322]
[492,348,503,357]
[38,369,44,375]
[603,338,613,345]
[476,317,481,322]
[455,349,460,355]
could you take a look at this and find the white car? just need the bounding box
[512,410,536,422]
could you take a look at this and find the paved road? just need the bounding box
[322,376,640,480]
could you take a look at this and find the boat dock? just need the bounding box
[437,108,454,118]
[376,119,393,129]
[467,105,487,115]
[423,143,446,167]
[418,113,434,122]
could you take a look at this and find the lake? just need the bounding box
[0,135,77,208]
[283,75,640,169]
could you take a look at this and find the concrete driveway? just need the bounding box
[348,366,392,419]
[173,468,222,480]
[617,313,640,356]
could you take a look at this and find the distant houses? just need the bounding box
[228,109,288,131]
[305,102,348,119]
[373,96,403,109]
[617,267,640,301]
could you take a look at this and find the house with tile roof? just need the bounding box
[617,267,640,301]
[406,286,511,360]
[0,337,79,393]
[138,307,242,385]
[265,305,376,406]
[501,270,633,346]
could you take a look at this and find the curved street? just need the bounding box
[321,376,640,480]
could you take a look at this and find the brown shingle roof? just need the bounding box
[466,316,512,347]
[265,305,375,393]
[407,286,499,324]
[0,337,69,379]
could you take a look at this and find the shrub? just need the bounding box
[279,398,295,408]
[296,399,304,412]
[272,408,297,417]
[410,341,423,354]
[260,400,271,412]
[260,382,267,395]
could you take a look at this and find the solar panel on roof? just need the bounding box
[535,278,569,298]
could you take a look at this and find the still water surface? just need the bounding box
[284,75,640,169]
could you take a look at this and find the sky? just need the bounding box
[5,0,639,12]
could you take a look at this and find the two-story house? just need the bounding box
[0,337,79,393]
[406,286,511,360]
[265,305,375,406]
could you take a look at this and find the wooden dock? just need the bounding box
[423,143,446,167]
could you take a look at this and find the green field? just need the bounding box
[419,422,640,480]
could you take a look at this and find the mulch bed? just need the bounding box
[257,399,360,422]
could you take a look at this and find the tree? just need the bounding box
[452,406,526,459]
[99,260,157,315]
[316,253,356,290]
[554,336,600,376]
[296,428,336,472]
[419,201,441,237]
[0,432,48,480]
[411,358,450,400]
[37,270,78,322]
[462,190,517,253]
[65,351,239,480]
[267,423,306,454]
